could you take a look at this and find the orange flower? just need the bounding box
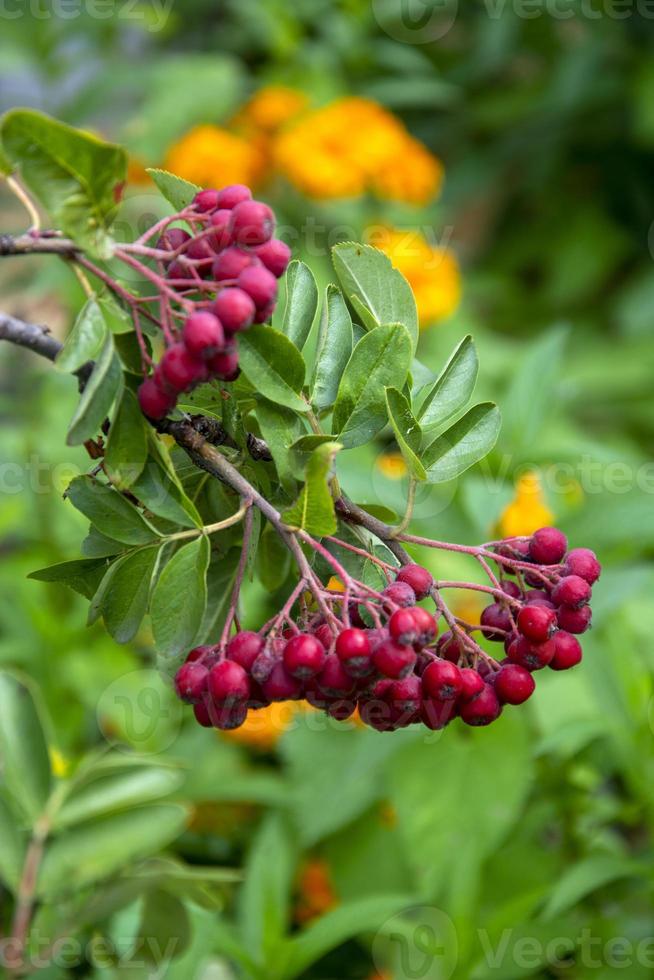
[295,859,338,923]
[274,97,442,204]
[220,700,299,751]
[376,452,409,480]
[497,472,555,539]
[164,125,264,191]
[236,85,308,132]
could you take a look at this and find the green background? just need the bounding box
[1,3,653,978]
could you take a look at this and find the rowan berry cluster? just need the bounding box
[173,527,600,735]
[137,184,290,420]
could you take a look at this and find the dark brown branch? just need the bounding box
[0,311,411,562]
[0,233,79,257]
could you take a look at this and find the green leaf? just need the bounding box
[54,767,184,830]
[0,109,127,256]
[281,894,414,980]
[66,335,123,446]
[311,285,354,411]
[541,856,643,921]
[104,389,148,489]
[135,889,191,964]
[0,793,24,891]
[55,298,107,373]
[132,454,201,529]
[332,242,418,350]
[281,260,318,350]
[66,475,161,545]
[255,399,305,494]
[88,545,160,643]
[37,804,188,900]
[332,323,412,448]
[384,387,426,481]
[502,325,568,452]
[238,324,308,413]
[147,167,200,210]
[0,672,52,823]
[416,335,479,432]
[256,525,292,592]
[28,557,111,599]
[239,814,295,964]
[282,442,341,536]
[0,141,12,175]
[151,536,210,658]
[422,402,501,483]
[197,550,241,644]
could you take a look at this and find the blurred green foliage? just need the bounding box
[1,3,654,978]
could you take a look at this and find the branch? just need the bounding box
[0,233,78,257]
[0,311,412,565]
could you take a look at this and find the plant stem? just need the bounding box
[391,476,417,537]
[164,503,250,543]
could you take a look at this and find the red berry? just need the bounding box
[226,631,263,672]
[480,603,512,641]
[381,581,416,609]
[551,575,592,608]
[192,188,220,212]
[157,227,191,255]
[311,623,333,650]
[208,701,248,730]
[507,635,555,671]
[422,659,462,701]
[186,234,216,262]
[213,246,256,281]
[193,700,213,727]
[182,311,225,360]
[410,606,438,647]
[167,259,195,282]
[206,348,240,381]
[208,209,234,251]
[316,654,355,696]
[283,633,326,679]
[556,604,592,634]
[389,607,419,646]
[217,184,252,209]
[517,603,557,643]
[373,639,417,679]
[563,548,601,585]
[549,630,583,670]
[396,564,433,600]
[501,581,522,599]
[459,684,501,726]
[385,675,422,726]
[422,698,457,731]
[160,343,208,393]
[174,662,209,703]
[493,663,535,705]
[186,645,214,663]
[208,660,250,704]
[229,200,275,246]
[237,265,278,308]
[335,627,372,677]
[524,589,552,605]
[138,378,175,420]
[212,287,256,334]
[437,630,461,663]
[359,686,394,732]
[459,667,486,701]
[529,527,568,565]
[253,299,276,324]
[252,238,291,277]
[262,661,303,701]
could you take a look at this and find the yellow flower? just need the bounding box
[274,97,442,204]
[164,125,264,191]
[295,859,338,923]
[376,451,408,480]
[49,746,71,778]
[220,700,299,751]
[236,85,308,132]
[327,575,345,593]
[497,472,555,538]
[369,226,461,326]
